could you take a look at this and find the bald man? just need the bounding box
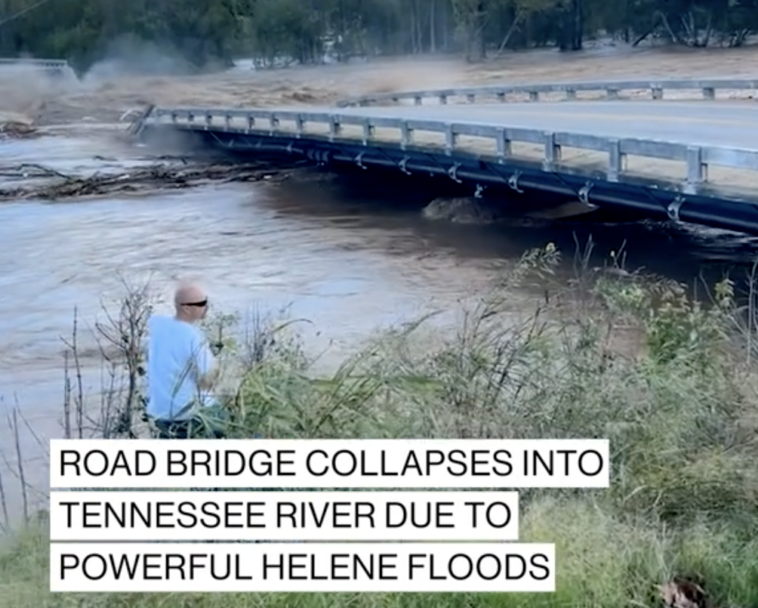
[145,282,226,439]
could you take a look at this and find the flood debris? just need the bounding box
[0,119,38,139]
[0,158,313,201]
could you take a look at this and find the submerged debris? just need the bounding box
[0,120,38,139]
[0,158,312,201]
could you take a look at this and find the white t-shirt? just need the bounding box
[145,315,216,421]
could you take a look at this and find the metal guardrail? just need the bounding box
[0,58,78,82]
[335,78,758,107]
[0,57,71,69]
[145,106,758,197]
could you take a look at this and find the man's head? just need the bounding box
[174,282,209,323]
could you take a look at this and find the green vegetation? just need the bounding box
[0,244,757,607]
[1,0,758,72]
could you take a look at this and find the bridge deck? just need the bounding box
[278,100,758,149]
[142,97,758,233]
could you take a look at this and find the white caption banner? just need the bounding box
[50,542,556,593]
[49,438,610,489]
[50,490,520,542]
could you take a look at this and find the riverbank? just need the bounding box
[1,244,756,607]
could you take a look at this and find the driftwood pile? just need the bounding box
[0,158,312,201]
[0,120,38,139]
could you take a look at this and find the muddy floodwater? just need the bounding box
[2,131,758,519]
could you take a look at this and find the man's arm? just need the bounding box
[192,331,219,390]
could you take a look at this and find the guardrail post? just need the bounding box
[439,94,447,105]
[224,114,231,130]
[187,112,195,125]
[651,87,663,100]
[496,128,511,161]
[607,139,625,182]
[247,115,255,131]
[702,87,715,100]
[685,146,706,194]
[269,114,279,135]
[295,114,305,137]
[444,124,456,155]
[362,119,374,144]
[171,112,178,124]
[329,117,342,141]
[400,121,413,149]
[529,91,539,102]
[204,113,212,128]
[543,132,561,170]
[606,88,619,100]
[466,94,475,103]
[414,96,422,106]
[496,92,506,102]
[566,89,576,100]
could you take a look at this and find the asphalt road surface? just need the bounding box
[261,100,758,149]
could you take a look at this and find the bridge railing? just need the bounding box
[0,57,77,80]
[335,78,758,107]
[146,106,758,198]
[0,58,70,68]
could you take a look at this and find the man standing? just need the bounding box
[145,282,227,439]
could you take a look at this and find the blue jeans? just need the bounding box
[152,405,230,439]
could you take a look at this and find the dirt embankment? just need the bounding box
[3,42,758,130]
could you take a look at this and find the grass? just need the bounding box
[0,242,757,607]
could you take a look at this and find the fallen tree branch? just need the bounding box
[0,158,313,201]
[0,121,38,139]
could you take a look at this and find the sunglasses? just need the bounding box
[182,299,208,307]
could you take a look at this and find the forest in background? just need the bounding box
[0,0,757,73]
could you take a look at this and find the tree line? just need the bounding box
[0,0,757,73]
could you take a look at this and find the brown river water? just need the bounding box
[2,128,758,521]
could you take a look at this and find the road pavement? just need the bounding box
[264,100,758,149]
